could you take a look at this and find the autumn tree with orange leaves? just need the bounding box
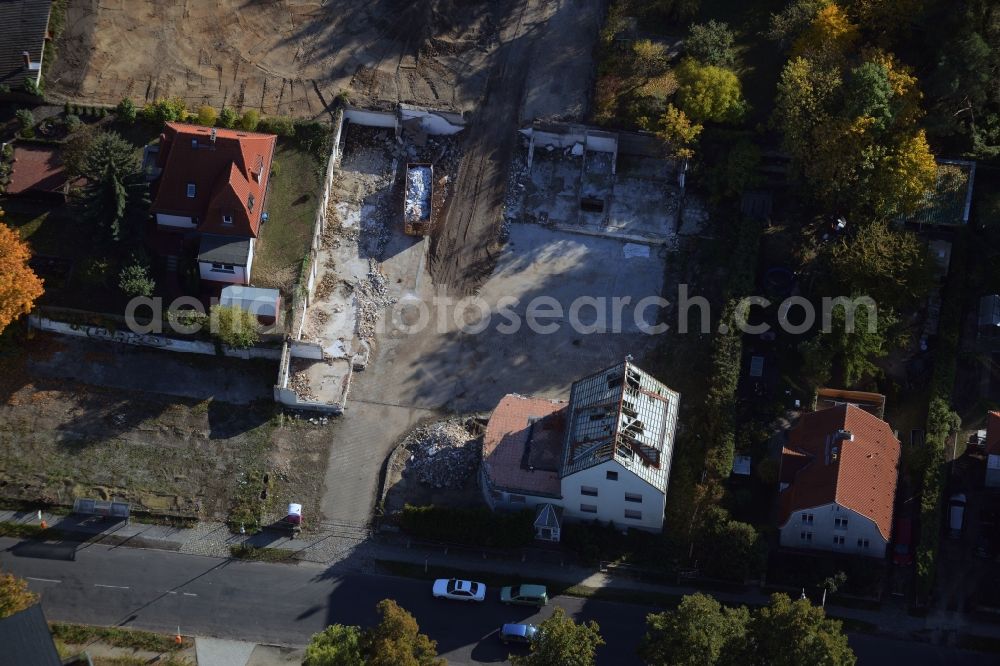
[0,209,44,334]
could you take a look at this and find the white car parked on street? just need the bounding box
[432,578,486,602]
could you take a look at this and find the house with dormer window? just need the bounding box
[777,404,901,558]
[148,122,276,286]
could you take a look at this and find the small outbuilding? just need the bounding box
[533,503,563,542]
[220,285,281,325]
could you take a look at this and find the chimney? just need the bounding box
[835,430,854,442]
[22,52,31,69]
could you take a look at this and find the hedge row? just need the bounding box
[914,231,966,602]
[702,217,763,479]
[399,504,534,549]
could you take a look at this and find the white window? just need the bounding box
[186,183,196,198]
[624,509,642,520]
[580,504,597,514]
[191,139,198,149]
[801,513,814,525]
[857,538,870,549]
[509,494,526,503]
[625,492,643,503]
[581,485,598,497]
[833,536,845,546]
[835,518,848,530]
[222,214,233,225]
[800,531,813,542]
[210,263,235,274]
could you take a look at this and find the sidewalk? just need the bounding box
[4,509,1000,646]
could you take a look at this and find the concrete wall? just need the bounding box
[399,106,465,135]
[560,460,665,533]
[344,107,398,129]
[778,502,888,558]
[29,316,282,359]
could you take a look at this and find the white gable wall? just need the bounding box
[561,459,665,532]
[778,502,887,558]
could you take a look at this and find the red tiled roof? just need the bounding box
[778,404,900,540]
[151,122,275,238]
[7,144,68,195]
[986,411,1000,456]
[482,394,567,497]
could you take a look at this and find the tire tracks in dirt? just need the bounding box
[427,0,537,296]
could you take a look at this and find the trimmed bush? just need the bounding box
[258,115,295,137]
[399,504,534,548]
[239,109,260,131]
[196,105,218,127]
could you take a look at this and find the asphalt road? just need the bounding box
[0,538,988,665]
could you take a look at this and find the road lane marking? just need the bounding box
[182,592,198,597]
[94,584,130,590]
[26,577,61,584]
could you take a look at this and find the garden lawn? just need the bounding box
[252,142,323,293]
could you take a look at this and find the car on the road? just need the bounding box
[892,517,914,566]
[499,623,539,645]
[949,493,967,539]
[432,578,486,602]
[500,583,548,607]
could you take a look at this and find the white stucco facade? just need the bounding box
[559,459,665,532]
[778,502,887,558]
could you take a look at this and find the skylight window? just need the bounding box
[186,183,196,198]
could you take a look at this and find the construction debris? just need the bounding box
[400,419,482,489]
[356,259,396,342]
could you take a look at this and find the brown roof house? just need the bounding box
[480,359,680,534]
[777,404,901,558]
[0,0,50,93]
[149,122,276,287]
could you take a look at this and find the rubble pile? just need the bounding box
[355,260,396,341]
[289,361,317,401]
[404,165,432,221]
[402,419,482,489]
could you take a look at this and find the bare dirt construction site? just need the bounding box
[0,335,328,527]
[47,0,598,121]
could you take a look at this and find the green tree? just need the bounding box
[78,131,149,243]
[826,221,934,310]
[695,506,764,582]
[674,60,747,124]
[639,593,749,666]
[362,599,443,666]
[844,61,894,130]
[15,109,34,137]
[196,105,218,127]
[218,107,238,129]
[210,304,260,349]
[767,0,831,45]
[116,97,137,123]
[511,606,604,666]
[686,20,737,68]
[802,302,895,387]
[305,624,364,666]
[0,572,38,619]
[656,104,703,160]
[746,594,855,666]
[631,39,669,77]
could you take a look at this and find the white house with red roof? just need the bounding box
[149,122,276,286]
[777,404,901,558]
